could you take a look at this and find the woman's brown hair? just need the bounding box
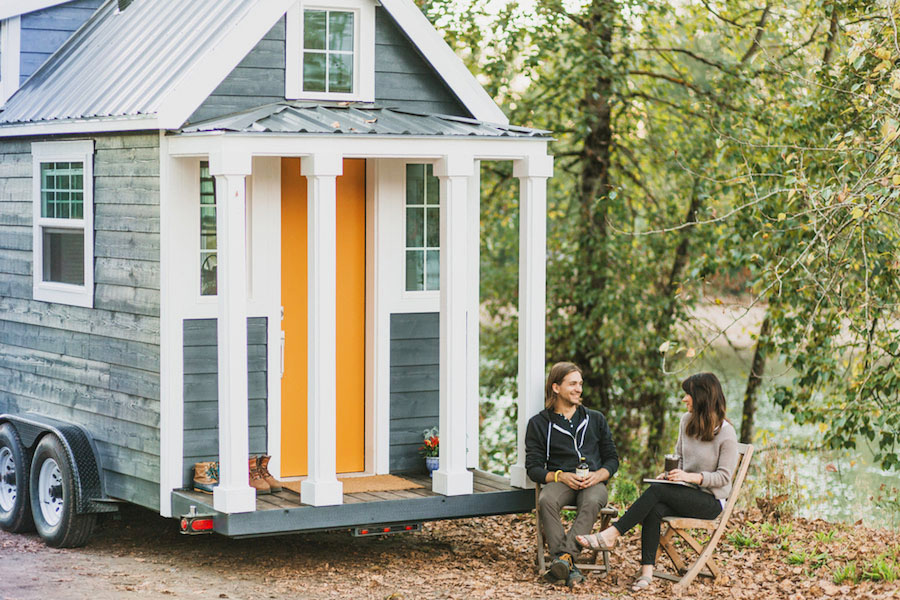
[681,372,727,441]
[545,362,583,410]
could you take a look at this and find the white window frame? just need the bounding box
[285,0,375,102]
[31,140,95,308]
[0,16,21,106]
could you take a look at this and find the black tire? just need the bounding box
[29,435,96,548]
[0,423,35,532]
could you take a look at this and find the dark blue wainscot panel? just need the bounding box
[182,318,268,486]
[389,312,439,473]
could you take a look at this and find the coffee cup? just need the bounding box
[664,454,680,473]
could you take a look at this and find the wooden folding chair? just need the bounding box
[654,443,754,593]
[535,483,619,577]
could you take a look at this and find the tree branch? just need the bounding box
[741,2,771,64]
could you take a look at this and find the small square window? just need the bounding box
[405,164,440,292]
[200,161,218,296]
[286,1,375,102]
[32,140,94,308]
[302,9,355,94]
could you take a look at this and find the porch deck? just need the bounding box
[170,470,534,538]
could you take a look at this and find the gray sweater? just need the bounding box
[675,412,739,500]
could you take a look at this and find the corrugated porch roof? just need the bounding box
[178,102,549,138]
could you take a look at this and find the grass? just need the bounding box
[726,528,759,549]
[832,561,859,584]
[861,554,899,582]
[814,529,838,544]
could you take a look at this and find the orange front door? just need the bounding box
[281,158,366,477]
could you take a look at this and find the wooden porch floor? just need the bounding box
[176,469,517,511]
[171,469,534,538]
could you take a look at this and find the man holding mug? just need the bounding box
[525,362,619,587]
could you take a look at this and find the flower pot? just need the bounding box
[425,456,439,477]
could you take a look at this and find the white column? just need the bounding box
[433,155,475,496]
[509,155,553,489]
[466,161,481,469]
[300,153,344,507]
[210,150,256,513]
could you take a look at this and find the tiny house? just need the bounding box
[0,0,552,546]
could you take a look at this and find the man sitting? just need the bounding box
[525,361,619,586]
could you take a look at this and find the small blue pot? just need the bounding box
[425,456,439,477]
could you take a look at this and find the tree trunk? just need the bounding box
[571,0,616,415]
[741,314,771,444]
[643,175,702,466]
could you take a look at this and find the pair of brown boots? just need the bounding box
[249,455,282,494]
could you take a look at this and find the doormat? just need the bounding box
[281,474,423,496]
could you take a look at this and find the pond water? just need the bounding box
[480,348,900,529]
[703,348,900,530]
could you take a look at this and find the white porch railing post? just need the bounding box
[433,155,475,496]
[509,155,553,489]
[210,150,256,513]
[300,153,344,507]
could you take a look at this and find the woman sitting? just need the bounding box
[576,372,738,592]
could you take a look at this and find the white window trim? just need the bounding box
[31,140,95,308]
[285,0,375,102]
[0,16,21,106]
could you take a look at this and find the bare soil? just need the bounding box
[0,504,898,600]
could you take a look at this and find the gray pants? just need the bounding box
[539,481,609,558]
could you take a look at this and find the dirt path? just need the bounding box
[1,505,898,600]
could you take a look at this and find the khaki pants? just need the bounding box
[539,481,609,558]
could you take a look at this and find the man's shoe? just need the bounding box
[257,455,283,493]
[566,565,585,588]
[543,552,573,583]
[248,456,272,495]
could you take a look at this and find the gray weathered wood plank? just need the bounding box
[94,257,160,290]
[0,297,160,345]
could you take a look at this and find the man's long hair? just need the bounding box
[544,362,582,410]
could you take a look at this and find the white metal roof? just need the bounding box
[0,0,272,125]
[0,0,509,130]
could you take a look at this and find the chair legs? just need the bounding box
[655,524,720,587]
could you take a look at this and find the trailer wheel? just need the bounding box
[29,435,95,548]
[0,423,34,532]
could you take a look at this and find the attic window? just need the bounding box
[285,0,375,102]
[303,10,354,93]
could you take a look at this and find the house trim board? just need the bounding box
[0,0,71,20]
[0,16,21,105]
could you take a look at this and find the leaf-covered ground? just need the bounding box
[0,504,898,599]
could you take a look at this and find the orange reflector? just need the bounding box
[180,518,188,531]
[191,519,214,531]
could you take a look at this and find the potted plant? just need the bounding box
[419,427,439,477]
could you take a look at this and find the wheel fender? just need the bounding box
[0,413,116,514]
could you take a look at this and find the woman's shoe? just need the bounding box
[575,532,614,551]
[631,575,653,592]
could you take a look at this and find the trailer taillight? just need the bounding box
[180,515,215,535]
[352,523,422,537]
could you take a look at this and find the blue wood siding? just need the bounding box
[373,8,468,117]
[182,318,268,487]
[187,7,470,124]
[19,0,104,84]
[0,132,161,511]
[389,312,439,473]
